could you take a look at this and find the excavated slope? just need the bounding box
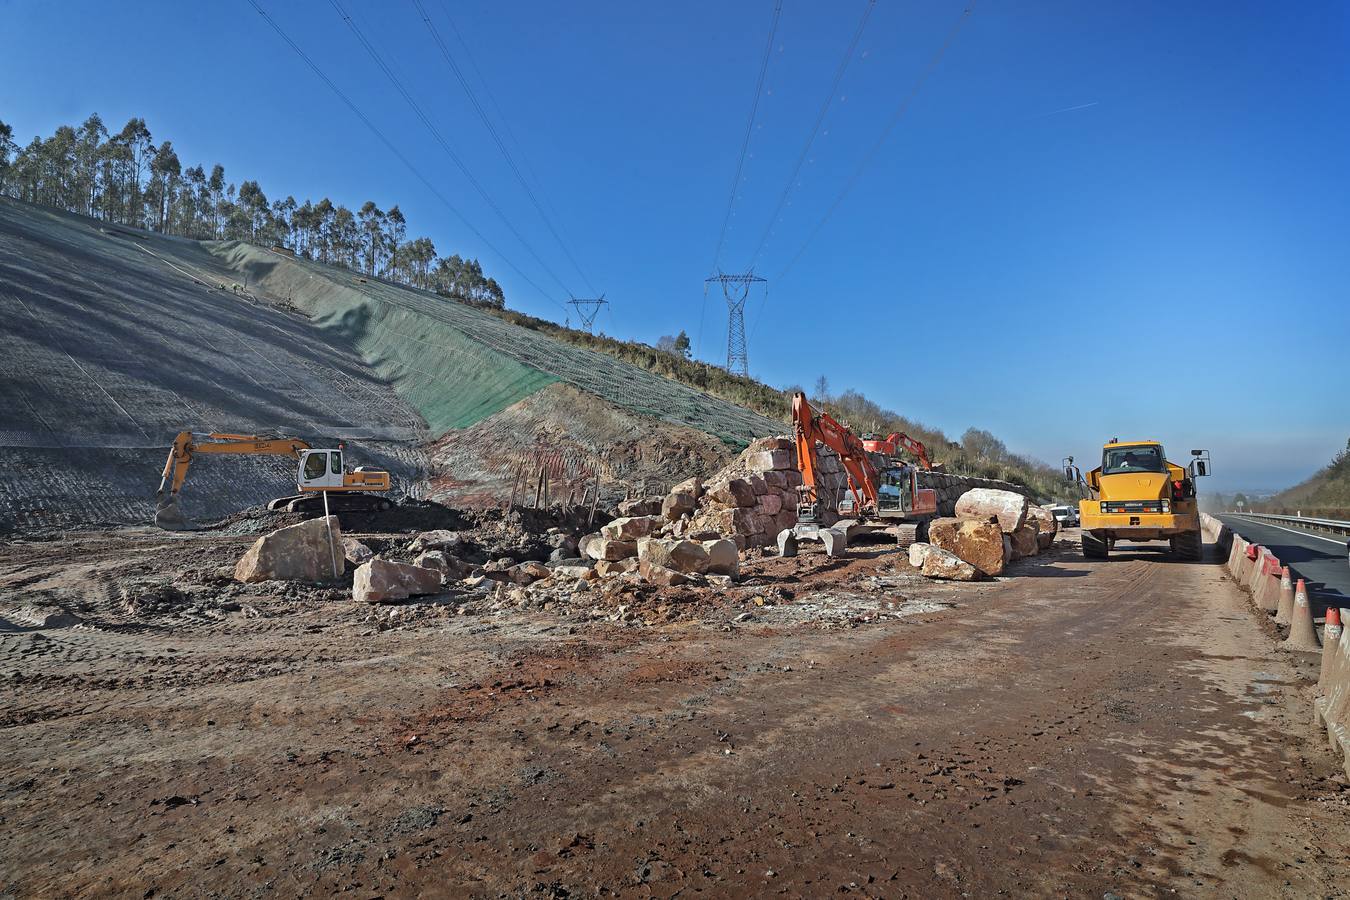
[0,199,780,529]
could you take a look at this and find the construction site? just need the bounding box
[5,1,1350,896]
[4,194,1350,897]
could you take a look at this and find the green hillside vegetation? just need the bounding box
[485,308,1070,500]
[1258,439,1350,518]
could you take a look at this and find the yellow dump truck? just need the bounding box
[1064,441,1210,560]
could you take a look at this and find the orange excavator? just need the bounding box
[781,392,938,557]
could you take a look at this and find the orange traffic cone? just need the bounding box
[1274,567,1295,626]
[1282,579,1321,653]
[1322,608,1343,687]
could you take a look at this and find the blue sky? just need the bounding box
[3,0,1347,492]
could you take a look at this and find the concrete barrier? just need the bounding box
[1235,542,1259,586]
[1245,546,1271,597]
[1316,607,1350,770]
[1253,553,1283,613]
[1225,535,1247,578]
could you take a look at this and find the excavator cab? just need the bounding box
[297,449,346,490]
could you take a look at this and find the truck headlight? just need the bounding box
[1160,499,1171,513]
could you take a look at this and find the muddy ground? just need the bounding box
[2,528,1349,898]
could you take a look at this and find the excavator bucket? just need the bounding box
[153,496,189,531]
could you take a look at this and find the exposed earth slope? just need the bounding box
[0,199,779,529]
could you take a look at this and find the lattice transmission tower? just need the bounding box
[705,272,766,377]
[567,295,608,333]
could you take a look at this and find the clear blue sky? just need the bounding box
[3,0,1347,492]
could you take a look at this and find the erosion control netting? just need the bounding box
[208,242,783,446]
[0,200,427,529]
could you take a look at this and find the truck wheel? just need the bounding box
[1171,531,1202,561]
[1082,531,1109,559]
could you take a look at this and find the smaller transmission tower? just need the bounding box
[705,272,766,377]
[567,295,608,333]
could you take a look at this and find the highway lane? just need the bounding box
[1219,513,1350,606]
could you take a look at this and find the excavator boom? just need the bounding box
[884,432,933,471]
[792,393,883,518]
[153,430,390,530]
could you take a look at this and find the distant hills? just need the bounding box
[1256,439,1350,519]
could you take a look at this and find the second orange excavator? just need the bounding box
[780,392,938,557]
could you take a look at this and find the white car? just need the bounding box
[1047,504,1080,528]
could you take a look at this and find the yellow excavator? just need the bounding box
[154,431,393,530]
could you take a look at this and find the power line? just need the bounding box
[772,2,978,286]
[413,0,599,296]
[747,0,876,271]
[244,0,570,315]
[699,0,783,360]
[326,0,577,303]
[710,0,783,273]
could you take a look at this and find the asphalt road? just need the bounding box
[1219,513,1350,606]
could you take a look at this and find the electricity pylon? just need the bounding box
[705,272,765,377]
[567,295,608,333]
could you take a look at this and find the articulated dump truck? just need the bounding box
[1064,440,1211,560]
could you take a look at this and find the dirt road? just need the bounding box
[3,533,1348,897]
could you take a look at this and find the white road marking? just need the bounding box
[1228,516,1348,547]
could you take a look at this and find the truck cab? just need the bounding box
[1068,441,1210,560]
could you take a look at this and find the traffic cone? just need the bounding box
[1275,567,1295,626]
[1281,579,1321,653]
[1321,608,1344,688]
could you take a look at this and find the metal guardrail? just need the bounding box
[1229,512,1350,540]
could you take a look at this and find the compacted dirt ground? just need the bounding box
[3,529,1349,898]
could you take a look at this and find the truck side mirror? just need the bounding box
[1192,460,1208,477]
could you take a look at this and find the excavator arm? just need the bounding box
[155,431,311,528]
[791,393,882,518]
[884,432,933,470]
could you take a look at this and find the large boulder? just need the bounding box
[672,476,703,500]
[594,558,637,577]
[662,491,697,521]
[353,558,443,603]
[1009,522,1040,559]
[757,493,783,517]
[638,537,710,575]
[235,516,344,583]
[639,561,689,587]
[341,536,374,566]
[601,515,661,541]
[954,488,1029,533]
[708,478,757,508]
[585,538,638,561]
[928,517,1008,577]
[415,550,473,582]
[408,529,464,553]
[1027,506,1058,551]
[617,497,663,518]
[701,539,739,578]
[919,546,980,581]
[748,449,792,472]
[510,561,553,584]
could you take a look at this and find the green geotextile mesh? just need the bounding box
[208,243,557,435]
[209,242,783,446]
